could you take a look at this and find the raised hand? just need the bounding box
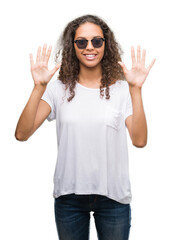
[30,44,61,86]
[118,46,156,88]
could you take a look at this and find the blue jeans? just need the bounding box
[54,194,131,240]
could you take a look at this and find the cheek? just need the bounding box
[99,47,105,59]
[74,48,82,60]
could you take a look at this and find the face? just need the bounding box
[74,22,105,69]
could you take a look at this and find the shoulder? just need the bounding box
[46,79,63,92]
[48,79,62,87]
[116,79,128,87]
[112,80,130,102]
[113,80,129,92]
[116,80,129,93]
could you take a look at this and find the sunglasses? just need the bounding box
[74,37,105,49]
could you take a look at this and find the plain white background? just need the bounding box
[0,0,170,239]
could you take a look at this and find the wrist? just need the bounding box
[129,85,142,93]
[34,83,47,94]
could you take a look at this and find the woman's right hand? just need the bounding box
[29,44,61,87]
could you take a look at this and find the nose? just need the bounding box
[86,40,94,50]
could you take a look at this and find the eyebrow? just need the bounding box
[76,35,103,39]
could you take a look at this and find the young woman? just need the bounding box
[15,15,155,240]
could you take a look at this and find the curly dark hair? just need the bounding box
[54,14,125,102]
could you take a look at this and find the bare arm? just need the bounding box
[125,87,147,147]
[15,44,61,141]
[15,85,50,141]
[119,46,155,147]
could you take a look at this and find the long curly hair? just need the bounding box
[54,14,125,102]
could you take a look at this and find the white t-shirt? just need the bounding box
[41,79,133,204]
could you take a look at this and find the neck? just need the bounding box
[78,64,102,84]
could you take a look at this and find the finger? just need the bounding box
[131,46,136,65]
[141,49,146,66]
[36,46,41,63]
[137,45,141,63]
[118,61,128,74]
[41,43,47,61]
[147,58,156,73]
[50,63,61,76]
[29,53,34,67]
[44,45,52,64]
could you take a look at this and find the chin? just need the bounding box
[80,60,101,69]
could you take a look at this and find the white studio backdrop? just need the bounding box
[0,0,170,239]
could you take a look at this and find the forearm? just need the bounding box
[15,84,46,141]
[129,86,147,147]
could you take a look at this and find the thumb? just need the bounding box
[50,63,61,76]
[118,61,128,74]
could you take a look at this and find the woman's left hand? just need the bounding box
[118,46,156,89]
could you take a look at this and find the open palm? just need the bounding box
[30,44,61,86]
[118,46,156,88]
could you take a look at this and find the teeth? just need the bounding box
[85,55,96,57]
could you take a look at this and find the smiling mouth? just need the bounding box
[84,54,97,60]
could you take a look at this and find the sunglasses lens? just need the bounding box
[92,38,104,48]
[75,38,104,49]
[76,40,87,49]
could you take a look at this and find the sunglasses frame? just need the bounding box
[74,37,105,49]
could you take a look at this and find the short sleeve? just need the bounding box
[124,90,133,120]
[41,81,57,121]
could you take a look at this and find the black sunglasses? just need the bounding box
[74,37,105,49]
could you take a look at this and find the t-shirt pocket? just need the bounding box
[104,106,124,131]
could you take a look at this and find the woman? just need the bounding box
[15,14,155,240]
